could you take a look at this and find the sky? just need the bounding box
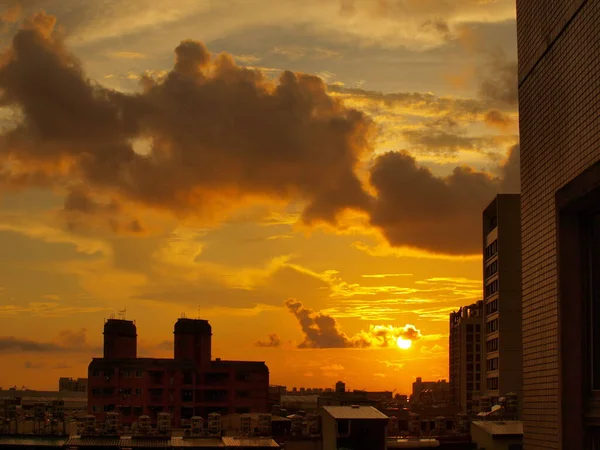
[0,0,519,395]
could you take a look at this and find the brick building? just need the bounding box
[517,0,600,448]
[88,318,269,426]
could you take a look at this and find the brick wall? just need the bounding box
[517,1,600,449]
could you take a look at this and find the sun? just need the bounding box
[396,337,412,350]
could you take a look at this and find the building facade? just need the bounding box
[449,301,484,413]
[58,378,88,393]
[482,195,522,406]
[517,0,600,448]
[88,318,269,426]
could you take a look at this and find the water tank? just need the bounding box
[434,416,445,434]
[51,400,65,420]
[34,402,46,420]
[106,412,120,433]
[138,415,151,434]
[258,414,271,436]
[190,416,204,436]
[84,415,96,434]
[157,412,171,434]
[408,413,421,435]
[208,413,222,436]
[479,396,491,413]
[240,414,252,436]
[457,413,469,433]
[506,392,518,415]
[270,405,281,416]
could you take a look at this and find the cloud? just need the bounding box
[0,4,21,25]
[255,334,281,348]
[284,298,425,348]
[368,145,520,255]
[478,53,518,106]
[0,329,98,353]
[106,51,146,59]
[0,14,374,232]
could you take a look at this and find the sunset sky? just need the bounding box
[0,0,519,395]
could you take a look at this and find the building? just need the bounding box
[517,1,600,447]
[449,301,484,413]
[470,421,523,450]
[320,405,388,450]
[88,318,269,426]
[411,378,451,405]
[482,195,522,406]
[58,378,88,393]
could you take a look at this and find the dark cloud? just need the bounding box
[255,334,281,348]
[0,13,521,257]
[0,329,97,353]
[478,53,518,106]
[369,146,520,255]
[284,298,423,349]
[0,13,373,228]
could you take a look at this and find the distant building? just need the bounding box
[482,195,522,406]
[320,405,388,450]
[449,301,484,413]
[88,318,269,426]
[58,378,88,393]
[411,378,451,405]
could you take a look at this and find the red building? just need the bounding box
[88,318,269,425]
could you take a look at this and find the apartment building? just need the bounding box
[517,0,600,448]
[482,195,522,405]
[449,301,484,413]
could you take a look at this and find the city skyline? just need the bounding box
[0,1,519,394]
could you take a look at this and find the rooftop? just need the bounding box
[322,405,389,420]
[472,420,524,436]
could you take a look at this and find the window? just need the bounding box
[485,240,498,260]
[487,358,499,371]
[486,299,499,315]
[486,318,499,333]
[487,338,499,352]
[485,260,499,278]
[485,280,499,297]
[487,377,498,390]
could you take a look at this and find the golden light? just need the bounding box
[396,337,412,350]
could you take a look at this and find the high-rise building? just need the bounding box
[517,1,600,448]
[482,195,522,406]
[449,301,484,413]
[88,318,269,425]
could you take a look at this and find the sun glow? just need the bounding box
[396,337,412,350]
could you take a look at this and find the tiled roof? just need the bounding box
[472,421,523,436]
[64,437,121,447]
[0,436,66,447]
[322,405,389,420]
[221,437,279,448]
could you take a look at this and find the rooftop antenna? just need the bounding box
[117,308,127,320]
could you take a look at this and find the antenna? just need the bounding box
[117,308,127,320]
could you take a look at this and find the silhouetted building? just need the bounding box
[449,301,484,413]
[88,318,269,425]
[58,378,88,393]
[411,378,451,405]
[517,1,600,448]
[482,195,522,406]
